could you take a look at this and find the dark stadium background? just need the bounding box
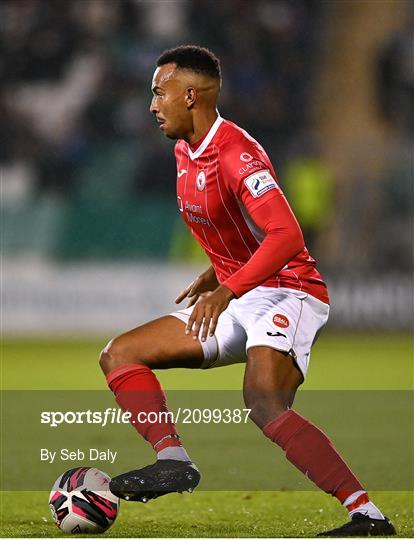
[2,0,412,335]
[1,1,413,537]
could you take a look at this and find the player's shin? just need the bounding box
[263,409,376,512]
[106,364,190,461]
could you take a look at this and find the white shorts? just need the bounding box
[171,287,330,379]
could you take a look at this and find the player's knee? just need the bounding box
[99,337,143,375]
[99,339,119,375]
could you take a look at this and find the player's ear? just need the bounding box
[185,87,196,109]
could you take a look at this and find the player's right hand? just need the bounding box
[175,266,219,308]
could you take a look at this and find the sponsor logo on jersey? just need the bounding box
[185,201,202,213]
[177,169,187,178]
[273,314,289,328]
[196,171,206,191]
[177,196,184,212]
[184,200,210,226]
[239,160,263,175]
[240,152,253,162]
[186,213,211,226]
[244,170,279,198]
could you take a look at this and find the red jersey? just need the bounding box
[174,116,329,304]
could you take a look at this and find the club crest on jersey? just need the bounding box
[196,171,206,191]
[273,314,289,328]
[244,170,279,198]
[240,152,253,162]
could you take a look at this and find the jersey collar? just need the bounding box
[187,115,224,161]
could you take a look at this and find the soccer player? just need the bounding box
[100,46,396,537]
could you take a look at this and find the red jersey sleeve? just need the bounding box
[220,138,305,297]
[221,135,282,212]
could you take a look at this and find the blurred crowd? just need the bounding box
[1,0,323,200]
[1,0,412,272]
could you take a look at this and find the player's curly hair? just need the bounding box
[157,45,221,81]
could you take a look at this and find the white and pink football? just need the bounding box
[49,467,119,534]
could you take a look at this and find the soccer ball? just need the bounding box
[49,467,119,534]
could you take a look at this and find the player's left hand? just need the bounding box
[186,285,235,342]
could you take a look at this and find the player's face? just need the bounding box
[150,64,192,140]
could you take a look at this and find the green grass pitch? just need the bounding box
[1,332,413,537]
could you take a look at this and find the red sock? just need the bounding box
[263,409,364,503]
[107,364,181,452]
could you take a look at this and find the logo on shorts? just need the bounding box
[273,314,289,328]
[266,331,287,338]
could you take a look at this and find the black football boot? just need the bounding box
[317,513,397,537]
[109,460,200,502]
